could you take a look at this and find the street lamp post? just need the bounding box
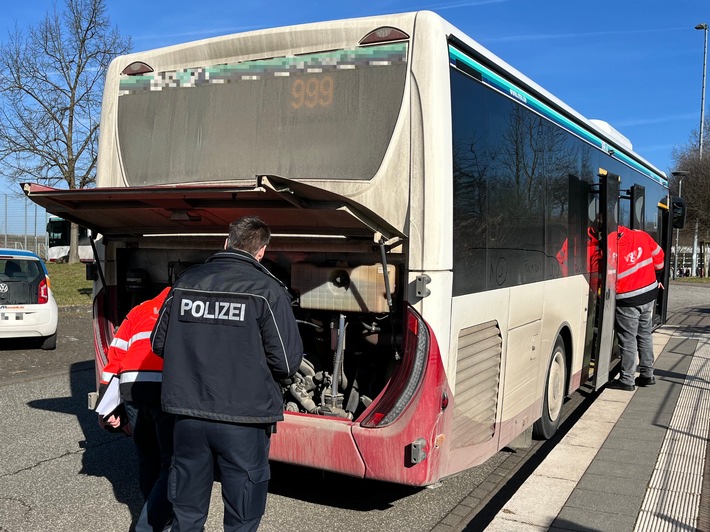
[696,23,708,158]
[690,23,708,277]
[672,171,689,280]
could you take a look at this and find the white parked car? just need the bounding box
[0,249,58,350]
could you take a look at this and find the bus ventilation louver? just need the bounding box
[451,320,502,447]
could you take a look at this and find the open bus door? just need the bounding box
[656,195,688,324]
[592,170,620,390]
[627,184,669,326]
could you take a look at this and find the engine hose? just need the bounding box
[331,314,346,408]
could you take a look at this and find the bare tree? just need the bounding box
[0,0,130,262]
[671,117,710,241]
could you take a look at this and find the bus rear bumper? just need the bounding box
[269,414,366,479]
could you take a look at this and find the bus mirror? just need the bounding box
[671,196,687,229]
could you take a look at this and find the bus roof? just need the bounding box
[438,14,666,182]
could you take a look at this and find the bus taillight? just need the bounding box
[361,306,429,427]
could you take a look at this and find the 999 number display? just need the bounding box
[290,75,334,109]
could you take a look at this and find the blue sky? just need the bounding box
[2,0,707,179]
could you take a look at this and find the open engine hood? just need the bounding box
[22,175,405,241]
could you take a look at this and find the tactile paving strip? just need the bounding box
[635,333,710,531]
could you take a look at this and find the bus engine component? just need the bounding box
[291,264,396,312]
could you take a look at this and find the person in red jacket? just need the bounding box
[607,226,664,391]
[98,287,173,532]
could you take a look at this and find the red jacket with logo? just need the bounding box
[615,226,664,307]
[100,287,171,404]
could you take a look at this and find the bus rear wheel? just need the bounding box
[533,337,566,439]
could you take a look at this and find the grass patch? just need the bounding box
[673,277,710,284]
[46,262,93,307]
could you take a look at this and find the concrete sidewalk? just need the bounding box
[484,306,710,531]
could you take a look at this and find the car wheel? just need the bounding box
[40,332,57,350]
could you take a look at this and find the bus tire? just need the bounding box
[533,337,566,440]
[40,332,57,350]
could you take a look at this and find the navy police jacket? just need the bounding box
[151,250,303,424]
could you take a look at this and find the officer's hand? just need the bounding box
[658,282,665,290]
[104,414,122,429]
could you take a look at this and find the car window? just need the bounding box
[0,258,45,305]
[0,258,43,281]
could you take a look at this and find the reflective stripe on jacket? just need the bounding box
[616,226,664,307]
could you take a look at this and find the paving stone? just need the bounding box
[564,486,643,514]
[553,506,638,531]
[485,517,549,531]
[574,472,642,497]
[583,457,655,481]
[492,475,576,528]
[593,445,661,466]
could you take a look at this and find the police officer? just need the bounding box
[99,287,174,532]
[607,225,664,391]
[151,216,303,532]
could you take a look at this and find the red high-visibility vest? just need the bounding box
[100,287,170,401]
[616,226,664,306]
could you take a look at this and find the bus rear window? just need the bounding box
[117,43,408,186]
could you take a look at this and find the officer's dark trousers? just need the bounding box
[170,416,271,532]
[125,402,175,532]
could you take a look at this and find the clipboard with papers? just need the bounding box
[95,376,122,418]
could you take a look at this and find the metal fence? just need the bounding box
[1,193,49,258]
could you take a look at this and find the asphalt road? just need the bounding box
[0,282,705,531]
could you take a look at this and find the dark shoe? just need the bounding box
[606,379,635,391]
[635,376,656,387]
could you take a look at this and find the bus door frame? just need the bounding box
[593,170,620,390]
[656,198,672,324]
[625,183,672,326]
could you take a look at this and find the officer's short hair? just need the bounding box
[227,216,271,256]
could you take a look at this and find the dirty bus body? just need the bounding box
[23,11,674,486]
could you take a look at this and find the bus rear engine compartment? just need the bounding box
[284,263,400,421]
[114,249,402,423]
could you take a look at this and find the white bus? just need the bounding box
[24,11,683,486]
[46,215,94,263]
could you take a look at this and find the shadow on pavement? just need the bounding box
[24,337,144,526]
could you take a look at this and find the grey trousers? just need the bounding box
[615,301,655,386]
